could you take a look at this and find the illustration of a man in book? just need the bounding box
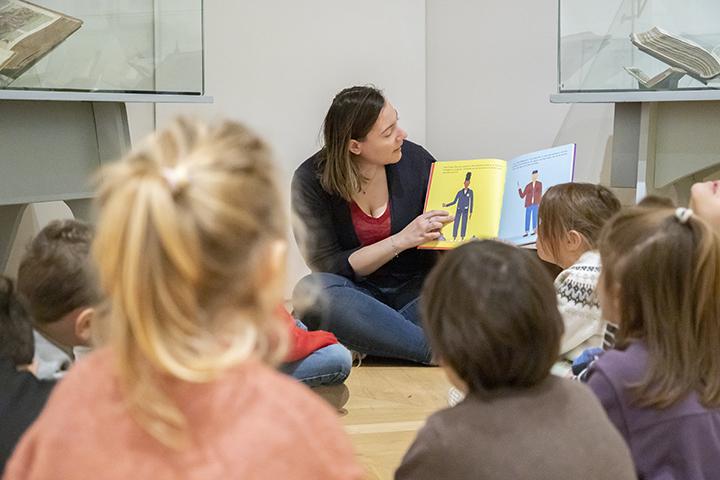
[517,170,542,237]
[442,172,474,241]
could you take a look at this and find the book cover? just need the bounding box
[420,144,576,249]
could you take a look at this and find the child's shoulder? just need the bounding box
[590,342,649,386]
[560,251,601,277]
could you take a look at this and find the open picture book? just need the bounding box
[419,144,576,250]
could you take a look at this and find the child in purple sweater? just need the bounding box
[588,205,720,479]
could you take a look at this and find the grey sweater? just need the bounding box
[396,376,635,480]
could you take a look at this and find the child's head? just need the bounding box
[17,219,101,347]
[537,183,620,268]
[598,206,720,408]
[422,240,563,395]
[93,118,287,445]
[0,276,34,368]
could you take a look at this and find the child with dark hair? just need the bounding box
[0,276,54,474]
[17,219,102,379]
[588,205,720,478]
[396,240,635,480]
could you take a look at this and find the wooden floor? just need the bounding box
[339,361,451,480]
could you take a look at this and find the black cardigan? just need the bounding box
[291,140,439,288]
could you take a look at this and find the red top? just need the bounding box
[276,307,339,363]
[350,200,392,246]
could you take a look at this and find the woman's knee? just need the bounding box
[292,273,353,313]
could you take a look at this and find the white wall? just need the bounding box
[153,0,428,294]
[425,0,616,186]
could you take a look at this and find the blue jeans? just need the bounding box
[292,273,432,364]
[281,335,352,387]
[524,204,539,232]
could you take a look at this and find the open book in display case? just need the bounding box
[551,0,720,212]
[0,0,210,270]
[0,0,204,96]
[557,0,720,95]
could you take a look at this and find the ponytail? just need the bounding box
[93,119,288,447]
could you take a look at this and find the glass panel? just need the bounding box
[559,0,720,93]
[0,0,203,94]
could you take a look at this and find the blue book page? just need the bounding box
[498,144,576,244]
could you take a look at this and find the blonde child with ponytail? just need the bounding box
[5,119,363,480]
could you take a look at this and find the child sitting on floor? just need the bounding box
[587,205,720,479]
[4,119,363,480]
[0,276,54,474]
[17,219,101,379]
[396,240,635,480]
[536,183,621,360]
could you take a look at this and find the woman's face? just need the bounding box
[350,101,407,166]
[690,180,720,230]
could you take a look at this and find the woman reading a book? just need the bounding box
[291,85,452,364]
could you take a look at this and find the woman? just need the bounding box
[291,86,452,364]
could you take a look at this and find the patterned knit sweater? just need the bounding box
[556,250,608,358]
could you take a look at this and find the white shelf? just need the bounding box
[550,90,720,104]
[0,90,213,103]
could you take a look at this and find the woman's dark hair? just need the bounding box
[317,85,385,201]
[422,240,564,394]
[0,275,34,366]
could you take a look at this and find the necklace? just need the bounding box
[360,166,382,195]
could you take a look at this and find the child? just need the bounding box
[17,219,101,379]
[0,276,55,474]
[396,240,635,480]
[5,119,363,480]
[536,183,621,358]
[277,306,352,409]
[278,307,352,389]
[587,205,720,479]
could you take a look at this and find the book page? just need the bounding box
[498,144,576,245]
[420,159,507,250]
[0,1,59,50]
[0,48,14,68]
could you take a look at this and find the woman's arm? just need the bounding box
[348,210,452,277]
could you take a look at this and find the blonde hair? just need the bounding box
[599,206,720,409]
[93,119,288,447]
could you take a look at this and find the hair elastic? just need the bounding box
[674,207,693,224]
[162,165,189,193]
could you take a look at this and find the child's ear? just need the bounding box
[74,307,95,346]
[565,230,586,253]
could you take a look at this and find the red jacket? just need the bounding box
[277,307,339,363]
[518,181,543,207]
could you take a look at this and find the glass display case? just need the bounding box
[0,0,203,96]
[558,0,720,94]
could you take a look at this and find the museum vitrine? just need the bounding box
[0,0,203,95]
[559,0,720,93]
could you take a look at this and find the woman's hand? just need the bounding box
[395,210,453,249]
